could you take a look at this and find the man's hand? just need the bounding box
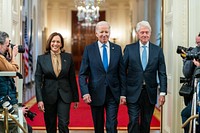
[158,95,165,108]
[193,59,200,66]
[73,102,79,109]
[83,94,92,104]
[120,96,126,105]
[38,101,45,112]
[12,45,19,57]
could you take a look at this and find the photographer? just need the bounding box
[181,33,200,133]
[0,31,28,132]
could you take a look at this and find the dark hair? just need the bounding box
[198,32,200,37]
[45,32,65,53]
[0,31,9,45]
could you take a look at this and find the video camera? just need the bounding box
[176,46,200,60]
[180,77,191,84]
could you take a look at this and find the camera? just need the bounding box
[23,106,37,121]
[25,110,37,121]
[0,96,15,114]
[180,77,191,84]
[10,43,25,53]
[176,45,200,60]
[186,51,200,60]
[176,46,194,58]
[176,46,191,54]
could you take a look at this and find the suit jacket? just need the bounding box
[79,41,126,106]
[35,52,79,104]
[123,41,167,104]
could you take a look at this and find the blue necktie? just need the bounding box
[103,44,108,72]
[142,45,147,70]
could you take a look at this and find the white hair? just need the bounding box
[136,21,151,32]
[95,21,111,33]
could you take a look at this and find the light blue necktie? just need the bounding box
[142,45,147,70]
[103,44,108,72]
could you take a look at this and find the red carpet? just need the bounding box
[25,97,160,130]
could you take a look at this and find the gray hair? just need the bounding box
[0,31,9,45]
[136,21,151,33]
[95,21,111,33]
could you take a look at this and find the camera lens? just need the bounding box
[176,46,188,54]
[10,43,25,53]
[18,45,25,53]
[2,101,15,114]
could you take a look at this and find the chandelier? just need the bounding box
[74,0,105,24]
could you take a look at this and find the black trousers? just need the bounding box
[127,88,155,133]
[44,94,71,133]
[90,87,119,133]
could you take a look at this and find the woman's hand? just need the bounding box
[73,102,79,109]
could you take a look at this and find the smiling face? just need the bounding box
[50,35,62,53]
[137,26,151,45]
[95,22,110,44]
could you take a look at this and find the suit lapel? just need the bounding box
[109,42,115,71]
[58,53,70,78]
[134,42,143,69]
[147,43,153,69]
[45,54,57,77]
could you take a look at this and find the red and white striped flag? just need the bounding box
[23,16,32,84]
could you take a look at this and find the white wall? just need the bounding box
[163,0,190,132]
[46,0,131,52]
[0,0,21,69]
[188,0,200,46]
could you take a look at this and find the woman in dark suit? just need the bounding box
[35,32,79,133]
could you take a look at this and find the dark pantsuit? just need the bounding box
[44,94,71,133]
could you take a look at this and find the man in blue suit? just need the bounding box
[123,21,167,133]
[79,21,126,133]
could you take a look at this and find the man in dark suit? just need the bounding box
[79,21,126,133]
[123,21,167,133]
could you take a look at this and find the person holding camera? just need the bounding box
[0,31,20,132]
[22,106,33,133]
[181,33,200,133]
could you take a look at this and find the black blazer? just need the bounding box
[123,41,167,104]
[79,41,126,106]
[35,52,79,104]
